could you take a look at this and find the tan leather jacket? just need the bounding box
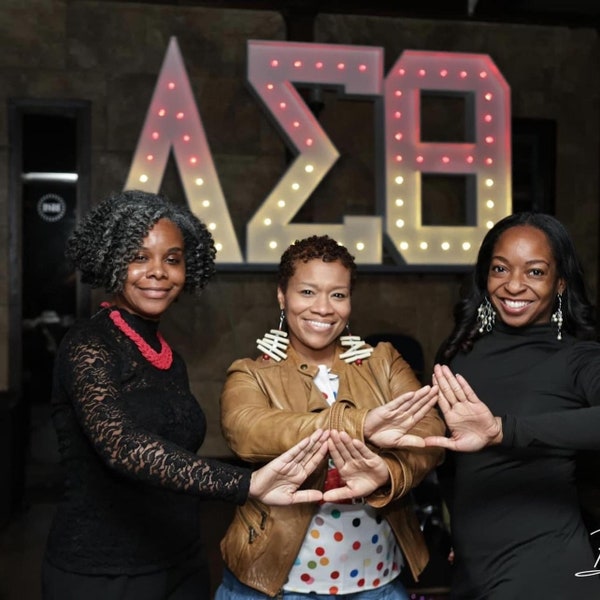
[220,342,445,597]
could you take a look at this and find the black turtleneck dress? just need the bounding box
[44,307,250,581]
[442,323,600,599]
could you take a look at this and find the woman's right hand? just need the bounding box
[363,384,439,448]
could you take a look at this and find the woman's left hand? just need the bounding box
[249,429,329,505]
[322,430,389,503]
[423,364,503,451]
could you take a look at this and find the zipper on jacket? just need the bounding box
[239,508,268,544]
[248,510,268,543]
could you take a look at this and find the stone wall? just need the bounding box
[0,1,598,455]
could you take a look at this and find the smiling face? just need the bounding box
[277,258,351,367]
[487,225,565,328]
[113,218,186,320]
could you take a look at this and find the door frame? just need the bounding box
[8,98,92,394]
[0,99,91,524]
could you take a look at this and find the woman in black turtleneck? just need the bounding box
[424,213,600,599]
[42,190,338,600]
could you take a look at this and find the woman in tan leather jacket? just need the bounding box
[216,235,445,600]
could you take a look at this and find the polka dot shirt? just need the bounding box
[284,366,404,594]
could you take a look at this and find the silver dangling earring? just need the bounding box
[256,309,289,361]
[551,293,563,341]
[339,323,373,364]
[476,297,496,334]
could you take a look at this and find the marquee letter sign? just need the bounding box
[125,37,511,269]
[124,37,242,262]
[246,40,383,264]
[382,51,511,265]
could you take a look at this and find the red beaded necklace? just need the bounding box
[102,303,173,370]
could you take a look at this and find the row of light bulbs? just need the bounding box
[126,39,510,265]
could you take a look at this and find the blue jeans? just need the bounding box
[214,568,410,600]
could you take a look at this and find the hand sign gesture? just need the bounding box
[249,429,329,505]
[423,364,503,452]
[322,430,389,503]
[364,384,439,448]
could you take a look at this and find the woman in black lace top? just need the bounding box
[42,190,334,600]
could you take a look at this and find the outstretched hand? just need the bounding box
[249,429,329,505]
[364,384,439,448]
[322,430,389,503]
[423,364,503,452]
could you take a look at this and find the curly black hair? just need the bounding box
[66,189,216,294]
[277,235,357,292]
[438,212,597,362]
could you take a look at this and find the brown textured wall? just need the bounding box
[0,2,598,455]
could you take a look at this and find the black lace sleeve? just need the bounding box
[59,326,250,503]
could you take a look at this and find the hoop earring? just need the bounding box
[551,293,563,341]
[477,297,496,334]
[339,324,373,364]
[256,309,289,361]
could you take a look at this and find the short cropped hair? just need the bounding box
[66,189,216,294]
[277,235,357,292]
